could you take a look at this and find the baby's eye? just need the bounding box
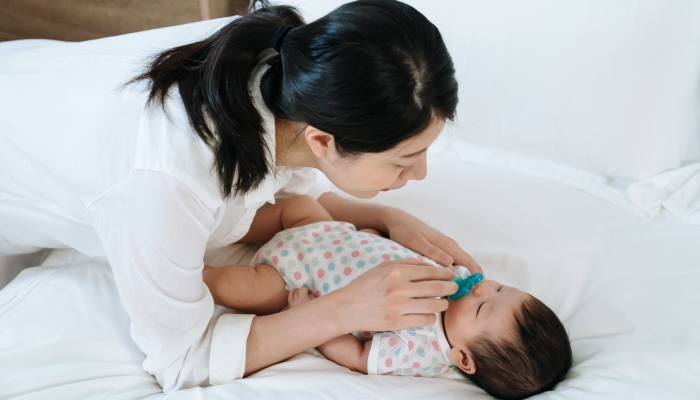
[497,286,503,292]
[477,302,484,316]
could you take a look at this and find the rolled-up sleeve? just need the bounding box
[87,169,253,392]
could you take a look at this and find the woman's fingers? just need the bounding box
[401,297,450,315]
[404,280,458,299]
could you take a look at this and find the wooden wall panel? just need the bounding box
[0,0,249,42]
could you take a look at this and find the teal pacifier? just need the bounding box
[448,266,483,300]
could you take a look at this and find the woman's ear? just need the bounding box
[304,126,335,159]
[450,347,477,375]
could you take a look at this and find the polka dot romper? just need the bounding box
[252,221,455,377]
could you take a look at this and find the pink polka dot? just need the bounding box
[389,337,397,347]
[432,340,440,351]
[391,246,398,251]
[294,271,302,280]
[351,250,360,257]
[339,222,346,225]
[302,239,310,244]
[413,362,421,368]
[297,253,304,261]
[277,241,284,248]
[343,267,352,276]
[324,224,331,232]
[312,232,319,238]
[272,256,278,264]
[315,290,321,297]
[385,358,393,367]
[382,254,391,261]
[317,269,325,278]
[362,331,371,336]
[415,373,422,377]
[408,341,414,351]
[324,252,332,259]
[332,240,341,245]
[360,240,369,245]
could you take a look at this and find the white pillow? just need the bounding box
[290,0,700,224]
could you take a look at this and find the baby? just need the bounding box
[204,195,572,400]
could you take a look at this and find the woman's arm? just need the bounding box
[286,287,371,373]
[243,258,457,375]
[318,192,482,274]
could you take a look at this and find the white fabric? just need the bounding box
[210,314,255,385]
[0,19,329,392]
[286,0,700,226]
[2,158,699,399]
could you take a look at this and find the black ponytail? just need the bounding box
[131,0,458,197]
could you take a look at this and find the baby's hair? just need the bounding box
[463,296,572,400]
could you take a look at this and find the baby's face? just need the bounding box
[443,279,530,374]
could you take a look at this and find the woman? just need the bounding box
[0,0,480,393]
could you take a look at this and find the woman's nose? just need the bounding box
[400,154,428,181]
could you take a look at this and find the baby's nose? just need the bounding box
[472,282,492,296]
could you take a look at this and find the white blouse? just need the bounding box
[0,19,329,393]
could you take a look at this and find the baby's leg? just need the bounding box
[203,264,288,315]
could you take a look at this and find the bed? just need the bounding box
[1,1,699,399]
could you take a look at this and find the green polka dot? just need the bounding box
[402,248,409,253]
[315,237,323,242]
[394,348,401,356]
[312,257,319,266]
[286,235,294,240]
[340,256,349,264]
[305,264,310,273]
[344,236,352,240]
[328,262,336,271]
[365,247,374,252]
[280,267,286,275]
[281,250,289,257]
[374,239,381,243]
[292,243,300,250]
[260,257,267,263]
[393,255,401,260]
[306,247,314,253]
[287,259,296,268]
[333,275,342,285]
[369,257,378,264]
[417,347,425,357]
[357,260,365,268]
[335,247,343,253]
[322,283,330,293]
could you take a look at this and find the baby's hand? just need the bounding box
[288,287,316,308]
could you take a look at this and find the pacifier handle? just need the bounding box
[448,269,484,300]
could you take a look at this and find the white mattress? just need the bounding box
[1,156,699,399]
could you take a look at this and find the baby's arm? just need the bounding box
[288,288,371,374]
[203,195,332,312]
[238,195,333,243]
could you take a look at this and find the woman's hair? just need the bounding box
[464,296,573,400]
[129,0,458,197]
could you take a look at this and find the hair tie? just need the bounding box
[273,24,294,53]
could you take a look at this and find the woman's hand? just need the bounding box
[382,208,483,274]
[244,258,457,375]
[334,258,458,332]
[318,192,483,275]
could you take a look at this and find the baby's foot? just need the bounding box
[288,287,316,308]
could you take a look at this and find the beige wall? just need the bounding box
[0,0,248,42]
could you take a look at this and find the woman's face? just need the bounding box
[316,117,445,199]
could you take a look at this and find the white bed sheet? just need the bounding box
[1,156,699,399]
